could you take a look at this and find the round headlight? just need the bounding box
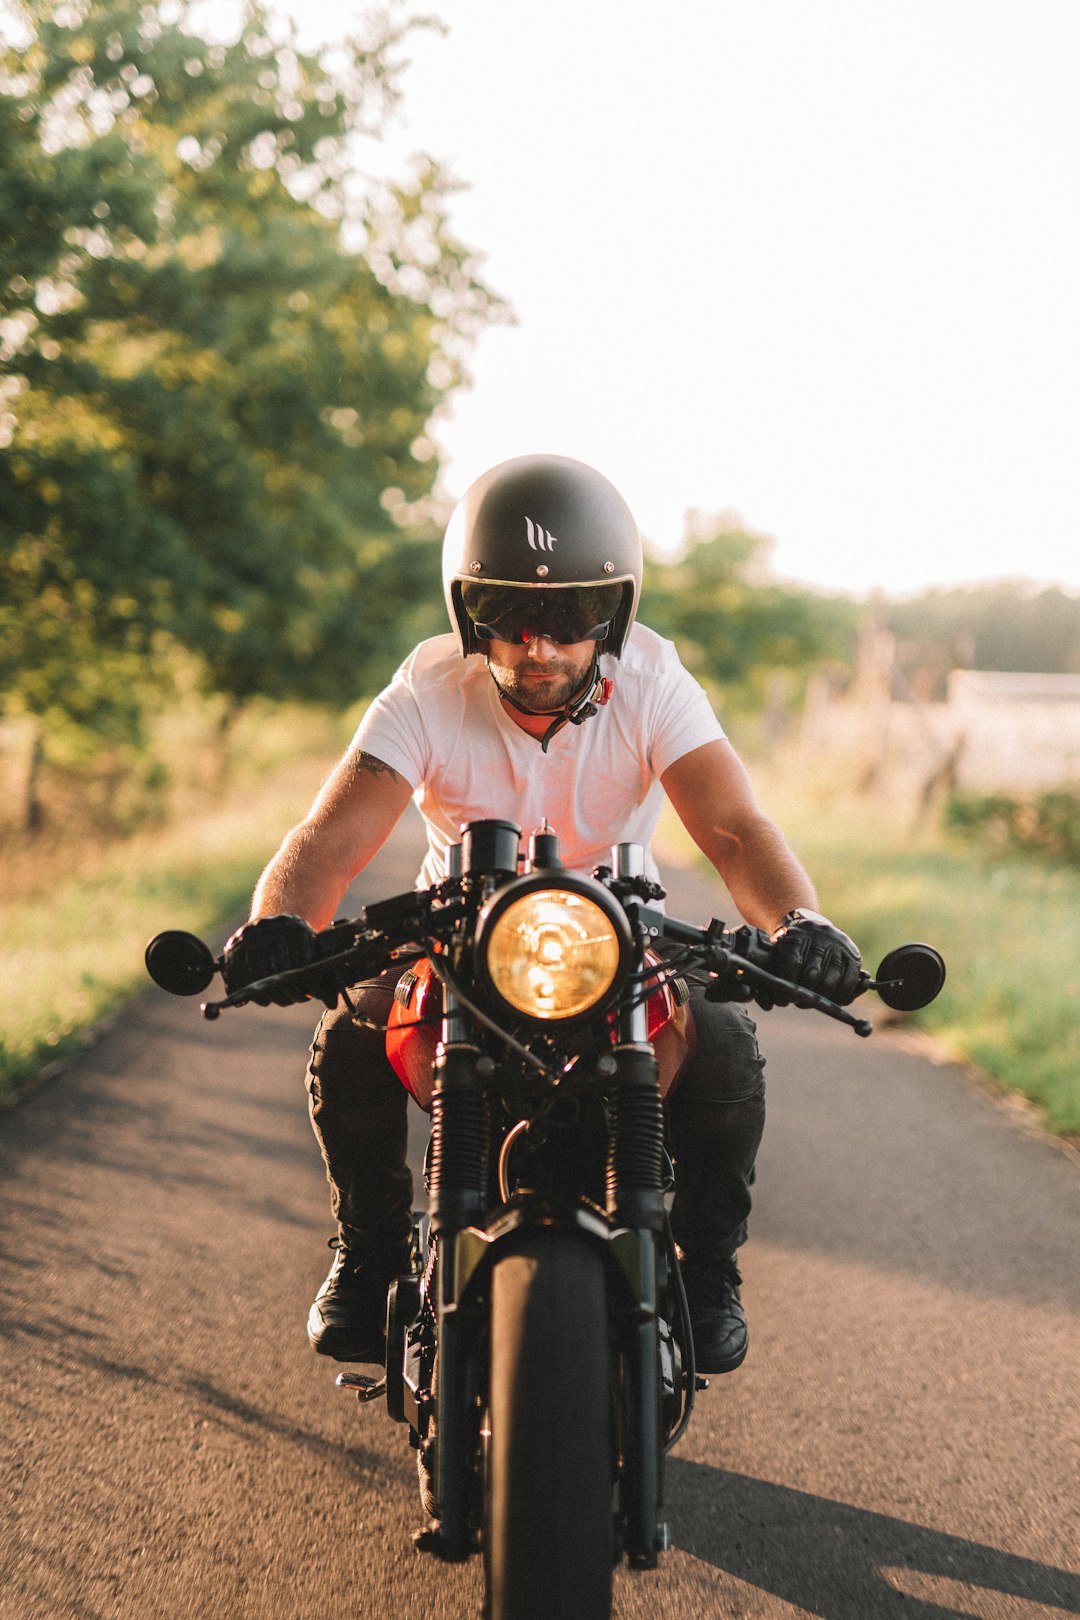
[476,877,632,1023]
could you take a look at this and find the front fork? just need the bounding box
[607,853,669,1567]
[424,963,491,1557]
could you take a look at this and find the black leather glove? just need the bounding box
[769,909,864,1006]
[222,914,317,1006]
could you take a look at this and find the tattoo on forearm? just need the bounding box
[349,750,400,781]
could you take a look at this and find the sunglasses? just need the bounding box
[461,584,623,646]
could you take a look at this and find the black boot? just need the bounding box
[680,1253,748,1374]
[307,1235,412,1362]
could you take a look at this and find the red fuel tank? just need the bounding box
[385,954,692,1112]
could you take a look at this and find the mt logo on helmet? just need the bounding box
[525,517,559,553]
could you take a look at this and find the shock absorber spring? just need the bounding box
[605,1050,666,1230]
[427,1048,491,1235]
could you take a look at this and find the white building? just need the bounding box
[947,671,1080,791]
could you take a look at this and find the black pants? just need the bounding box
[306,979,766,1265]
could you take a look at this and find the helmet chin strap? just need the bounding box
[488,652,613,754]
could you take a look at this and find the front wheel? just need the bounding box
[485,1230,615,1620]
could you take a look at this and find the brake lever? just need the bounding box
[199,941,384,1020]
[708,949,874,1038]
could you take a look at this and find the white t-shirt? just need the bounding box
[351,622,725,888]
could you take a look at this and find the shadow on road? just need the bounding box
[668,1460,1080,1616]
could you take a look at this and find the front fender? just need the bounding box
[445,1193,658,1323]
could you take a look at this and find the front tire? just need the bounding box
[485,1230,615,1620]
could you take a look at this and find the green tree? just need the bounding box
[883,580,1080,697]
[0,0,501,755]
[640,512,857,704]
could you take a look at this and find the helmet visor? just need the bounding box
[461,583,624,646]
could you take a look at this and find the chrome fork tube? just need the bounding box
[607,841,667,1564]
[427,944,491,1553]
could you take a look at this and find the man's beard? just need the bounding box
[488,654,591,714]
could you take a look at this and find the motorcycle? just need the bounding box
[145,816,945,1620]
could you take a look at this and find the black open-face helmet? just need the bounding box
[442,454,642,658]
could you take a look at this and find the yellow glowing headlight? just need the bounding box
[478,882,629,1021]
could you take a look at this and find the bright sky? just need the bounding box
[218,3,1080,593]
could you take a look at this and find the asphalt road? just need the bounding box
[3,810,1079,1620]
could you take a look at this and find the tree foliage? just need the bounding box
[0,0,500,753]
[882,580,1080,697]
[639,512,857,702]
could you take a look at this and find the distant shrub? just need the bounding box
[944,788,1080,865]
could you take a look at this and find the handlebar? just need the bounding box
[145,877,945,1034]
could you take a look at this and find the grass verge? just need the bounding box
[662,766,1080,1139]
[1,749,338,1107]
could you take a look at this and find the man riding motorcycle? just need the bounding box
[222,454,863,1375]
